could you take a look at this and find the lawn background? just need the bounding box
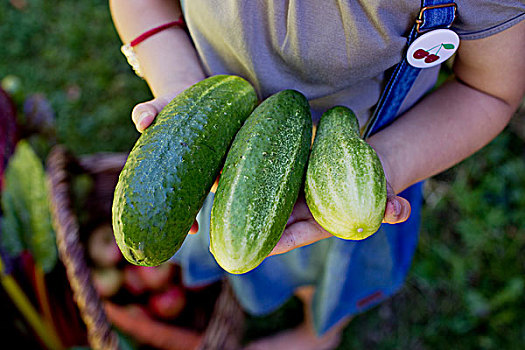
[1,1,524,349]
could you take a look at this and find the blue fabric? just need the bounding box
[419,0,457,32]
[362,39,422,137]
[173,183,424,335]
[363,0,456,137]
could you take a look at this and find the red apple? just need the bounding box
[136,264,175,291]
[123,265,147,296]
[148,285,186,320]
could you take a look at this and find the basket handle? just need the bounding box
[46,145,119,350]
[197,280,245,350]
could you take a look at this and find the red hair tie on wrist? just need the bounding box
[121,16,186,78]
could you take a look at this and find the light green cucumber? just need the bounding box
[112,75,257,266]
[305,106,387,240]
[210,90,312,274]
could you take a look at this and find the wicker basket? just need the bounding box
[46,145,245,350]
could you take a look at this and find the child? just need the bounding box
[110,1,525,348]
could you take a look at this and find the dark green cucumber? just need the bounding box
[210,90,312,274]
[112,75,257,266]
[305,106,387,240]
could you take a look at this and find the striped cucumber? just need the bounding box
[305,106,386,240]
[112,75,257,266]
[210,90,312,274]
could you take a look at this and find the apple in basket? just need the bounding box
[148,285,187,320]
[92,267,124,298]
[123,265,147,296]
[135,264,176,291]
[87,224,122,268]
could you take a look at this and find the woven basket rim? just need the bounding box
[46,145,245,350]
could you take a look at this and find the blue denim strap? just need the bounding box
[362,0,457,138]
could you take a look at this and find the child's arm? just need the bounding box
[272,20,525,256]
[369,20,525,196]
[109,0,205,132]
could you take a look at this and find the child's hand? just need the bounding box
[131,93,177,133]
[269,184,410,257]
[131,81,200,132]
[187,176,221,236]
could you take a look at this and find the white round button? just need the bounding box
[406,29,460,68]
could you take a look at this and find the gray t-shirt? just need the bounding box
[181,0,524,125]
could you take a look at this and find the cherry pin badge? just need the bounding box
[407,29,459,68]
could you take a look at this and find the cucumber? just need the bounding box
[305,106,386,240]
[210,90,312,274]
[112,75,258,266]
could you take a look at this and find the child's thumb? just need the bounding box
[383,195,411,224]
[131,96,171,133]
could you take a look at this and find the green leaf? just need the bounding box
[465,290,490,318]
[490,278,524,309]
[443,43,455,50]
[1,140,57,272]
[0,192,25,256]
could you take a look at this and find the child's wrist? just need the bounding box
[121,17,186,78]
[153,73,205,98]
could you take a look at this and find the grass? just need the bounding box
[2,1,525,349]
[0,0,150,155]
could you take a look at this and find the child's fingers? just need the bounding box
[131,102,157,133]
[270,219,332,256]
[131,96,171,132]
[188,220,199,235]
[382,181,411,224]
[383,195,411,224]
[210,174,220,193]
